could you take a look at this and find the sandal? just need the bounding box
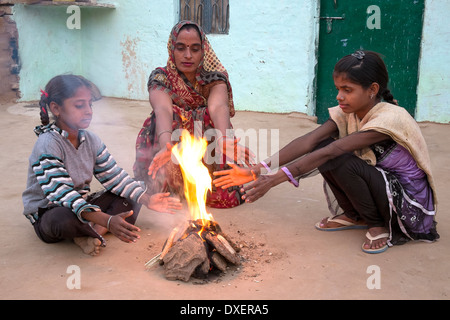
[315,215,368,231]
[361,231,390,254]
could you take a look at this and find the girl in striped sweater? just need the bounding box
[22,75,181,255]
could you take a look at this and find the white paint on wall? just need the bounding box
[416,0,450,123]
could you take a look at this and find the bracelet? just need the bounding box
[281,167,299,187]
[106,215,113,231]
[260,160,272,173]
[216,135,234,144]
[157,130,172,139]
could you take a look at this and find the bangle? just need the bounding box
[106,215,113,231]
[216,135,233,144]
[157,130,172,139]
[260,160,272,173]
[281,167,299,187]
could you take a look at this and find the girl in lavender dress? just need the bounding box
[213,50,439,254]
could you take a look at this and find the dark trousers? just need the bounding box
[33,191,141,243]
[317,139,390,229]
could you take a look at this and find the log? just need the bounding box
[162,233,208,282]
[205,232,240,265]
[218,231,241,253]
[210,251,228,272]
[193,259,210,279]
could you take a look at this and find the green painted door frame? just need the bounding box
[315,0,425,123]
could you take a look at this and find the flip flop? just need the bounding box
[361,231,390,254]
[315,216,368,231]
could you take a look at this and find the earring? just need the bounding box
[370,94,374,99]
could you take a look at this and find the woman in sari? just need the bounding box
[213,51,439,253]
[134,20,252,208]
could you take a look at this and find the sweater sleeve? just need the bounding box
[94,144,146,202]
[32,153,100,223]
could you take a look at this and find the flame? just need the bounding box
[171,130,214,227]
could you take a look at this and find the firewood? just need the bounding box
[147,219,241,281]
[218,231,241,253]
[205,232,240,265]
[162,233,208,282]
[145,224,187,269]
[160,226,179,260]
[210,251,227,272]
[144,252,161,269]
[217,234,237,255]
[173,220,190,242]
[206,220,222,233]
[194,259,211,278]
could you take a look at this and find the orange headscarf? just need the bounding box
[148,20,235,116]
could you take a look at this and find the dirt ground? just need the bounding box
[1,97,449,300]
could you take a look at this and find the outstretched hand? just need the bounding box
[145,192,182,214]
[214,164,280,203]
[108,211,141,243]
[213,163,258,189]
[148,142,173,179]
[240,175,275,203]
[219,137,256,167]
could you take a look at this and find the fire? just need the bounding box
[171,130,214,227]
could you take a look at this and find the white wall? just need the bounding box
[12,0,449,122]
[416,0,450,123]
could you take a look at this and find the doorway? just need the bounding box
[315,0,425,123]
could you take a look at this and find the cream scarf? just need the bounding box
[328,102,437,207]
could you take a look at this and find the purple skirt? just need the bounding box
[374,141,437,241]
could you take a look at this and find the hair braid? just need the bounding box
[381,88,398,105]
[39,93,50,125]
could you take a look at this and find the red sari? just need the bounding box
[134,20,243,208]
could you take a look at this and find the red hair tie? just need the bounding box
[40,89,49,98]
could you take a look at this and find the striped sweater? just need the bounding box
[22,123,146,223]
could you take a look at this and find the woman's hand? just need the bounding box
[218,137,256,166]
[213,163,259,189]
[144,192,182,214]
[148,142,173,179]
[107,211,141,243]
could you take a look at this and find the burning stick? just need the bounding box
[144,227,178,269]
[144,252,161,269]
[160,226,179,260]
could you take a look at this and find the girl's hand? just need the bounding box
[213,163,259,189]
[240,175,275,203]
[108,211,141,243]
[148,142,173,179]
[143,192,182,214]
[218,137,256,167]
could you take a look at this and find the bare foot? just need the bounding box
[74,237,102,256]
[93,223,107,236]
[363,227,389,250]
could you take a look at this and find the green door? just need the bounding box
[315,0,425,123]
